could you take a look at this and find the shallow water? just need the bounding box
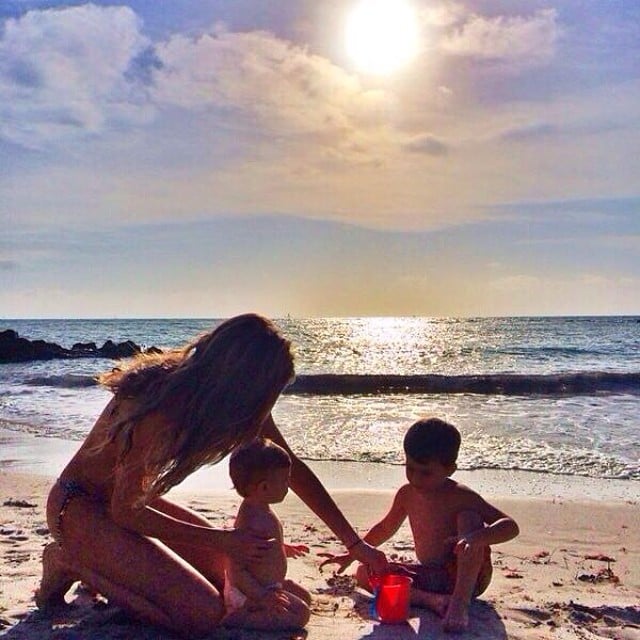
[1,317,639,480]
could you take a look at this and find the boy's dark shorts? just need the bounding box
[387,548,492,596]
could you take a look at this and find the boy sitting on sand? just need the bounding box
[223,437,311,631]
[323,417,519,632]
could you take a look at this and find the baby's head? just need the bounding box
[229,437,292,502]
[403,417,461,467]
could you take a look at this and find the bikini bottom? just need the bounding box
[53,478,92,546]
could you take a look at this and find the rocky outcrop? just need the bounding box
[0,329,162,363]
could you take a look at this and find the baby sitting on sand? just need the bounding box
[323,417,519,632]
[222,437,311,631]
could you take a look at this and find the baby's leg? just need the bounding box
[443,510,490,633]
[223,590,310,631]
[283,578,312,605]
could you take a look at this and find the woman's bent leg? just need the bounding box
[150,496,226,589]
[42,495,224,637]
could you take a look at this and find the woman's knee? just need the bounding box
[177,602,225,637]
[135,582,225,637]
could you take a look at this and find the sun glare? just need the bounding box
[345,0,420,75]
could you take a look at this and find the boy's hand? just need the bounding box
[284,543,309,558]
[318,552,354,574]
[447,531,482,556]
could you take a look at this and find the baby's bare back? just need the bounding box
[233,503,287,586]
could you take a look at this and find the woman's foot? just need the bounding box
[35,542,77,609]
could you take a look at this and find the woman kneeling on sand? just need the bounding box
[37,313,386,637]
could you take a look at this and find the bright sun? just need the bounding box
[345,0,420,75]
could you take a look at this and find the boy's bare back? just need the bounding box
[393,478,510,564]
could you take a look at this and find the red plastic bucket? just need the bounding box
[371,574,413,624]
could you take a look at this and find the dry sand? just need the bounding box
[1,469,639,640]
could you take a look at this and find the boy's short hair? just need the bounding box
[229,437,291,497]
[403,418,461,466]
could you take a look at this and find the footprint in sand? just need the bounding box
[5,549,31,565]
[2,499,37,508]
[0,527,28,543]
[0,527,19,535]
[9,533,29,542]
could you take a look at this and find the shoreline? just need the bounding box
[2,424,639,502]
[1,469,639,639]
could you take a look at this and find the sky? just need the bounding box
[1,0,639,318]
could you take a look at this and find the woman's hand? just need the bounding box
[348,540,388,576]
[224,529,276,563]
[318,552,354,574]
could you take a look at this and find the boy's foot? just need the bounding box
[411,590,450,617]
[442,598,469,633]
[35,542,76,609]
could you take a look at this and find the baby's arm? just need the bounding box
[284,543,309,559]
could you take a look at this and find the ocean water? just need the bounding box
[0,317,639,481]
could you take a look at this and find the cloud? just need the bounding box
[151,26,391,160]
[440,8,560,68]
[0,4,151,148]
[497,122,557,141]
[420,2,466,28]
[488,274,542,292]
[1,6,392,161]
[402,133,449,156]
[597,235,640,250]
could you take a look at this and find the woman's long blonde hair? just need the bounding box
[98,314,295,497]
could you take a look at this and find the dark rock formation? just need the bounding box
[0,329,162,363]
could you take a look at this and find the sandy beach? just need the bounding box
[1,465,638,640]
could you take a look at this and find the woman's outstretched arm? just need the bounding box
[261,414,388,574]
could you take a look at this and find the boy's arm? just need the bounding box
[361,485,409,547]
[453,495,519,552]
